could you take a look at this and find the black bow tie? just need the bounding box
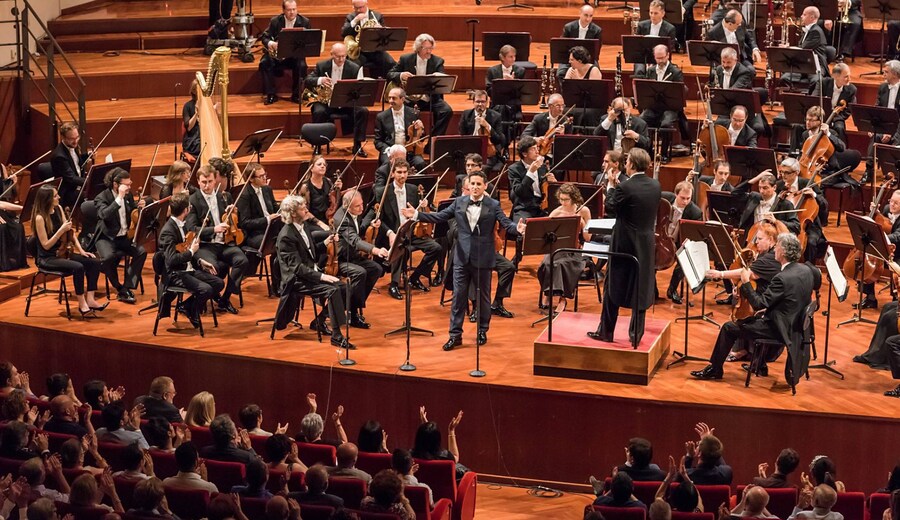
[469,199,482,207]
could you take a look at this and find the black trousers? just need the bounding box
[38,254,102,296]
[294,279,348,332]
[886,334,900,379]
[259,55,306,98]
[391,236,442,285]
[170,269,225,317]
[196,243,249,303]
[858,301,898,367]
[450,262,492,338]
[709,318,779,371]
[599,295,647,345]
[310,103,369,146]
[339,256,383,312]
[96,235,147,292]
[411,98,453,139]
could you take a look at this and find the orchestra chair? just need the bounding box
[823,181,862,227]
[406,485,452,520]
[356,452,392,476]
[163,487,210,520]
[242,219,281,299]
[328,477,367,509]
[746,298,818,395]
[151,252,218,338]
[833,492,867,520]
[24,235,73,320]
[301,123,337,155]
[261,286,321,342]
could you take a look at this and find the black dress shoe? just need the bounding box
[742,362,768,377]
[587,331,613,342]
[852,299,878,310]
[442,336,462,351]
[353,145,368,158]
[477,331,487,345]
[331,336,357,350]
[409,279,430,292]
[310,319,332,336]
[187,312,202,329]
[388,285,403,300]
[690,365,724,380]
[667,291,683,305]
[118,291,136,304]
[468,311,477,323]
[217,300,238,315]
[715,295,734,305]
[885,385,900,397]
[491,304,514,318]
[349,314,371,329]
[852,354,870,364]
[431,273,444,287]
[264,95,277,105]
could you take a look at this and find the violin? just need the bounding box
[177,210,208,254]
[365,172,392,258]
[538,104,576,157]
[475,110,497,159]
[407,107,427,157]
[57,207,77,259]
[413,168,449,239]
[654,198,677,271]
[696,82,728,176]
[128,144,160,240]
[799,101,845,179]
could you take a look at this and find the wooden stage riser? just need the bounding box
[2,322,897,493]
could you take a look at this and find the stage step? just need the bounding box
[39,30,210,53]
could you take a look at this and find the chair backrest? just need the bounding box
[34,162,53,182]
[414,459,457,503]
[328,477,368,509]
[632,481,663,507]
[591,505,648,520]
[301,123,337,147]
[356,452,392,477]
[0,457,23,478]
[97,441,131,471]
[113,475,140,511]
[296,442,337,467]
[239,496,270,520]
[62,467,91,485]
[163,486,210,520]
[695,485,731,514]
[204,459,247,492]
[148,450,178,479]
[296,504,335,520]
[248,434,268,455]
[869,492,892,520]
[187,426,213,448]
[56,501,113,520]
[405,485,432,520]
[833,491,866,520]
[45,431,78,452]
[453,471,477,520]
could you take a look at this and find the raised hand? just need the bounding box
[306,393,317,413]
[448,410,463,432]
[758,462,769,478]
[331,405,344,423]
[275,422,289,435]
[419,405,428,424]
[694,422,715,439]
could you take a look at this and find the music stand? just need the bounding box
[632,79,685,115]
[86,159,131,199]
[232,129,282,188]
[547,182,603,216]
[20,177,61,225]
[838,212,892,327]
[431,137,483,172]
[779,93,824,133]
[278,29,325,142]
[550,38,602,65]
[707,191,741,227]
[687,40,739,68]
[875,144,900,178]
[560,79,614,129]
[385,219,433,371]
[482,32,532,62]
[523,215,582,326]
[552,135,608,173]
[491,79,542,106]
[767,47,818,91]
[405,75,458,143]
[860,0,900,75]
[851,104,900,145]
[330,79,382,110]
[674,220,731,329]
[709,88,761,119]
[358,27,408,54]
[811,245,847,379]
[638,0,684,24]
[725,146,778,179]
[621,35,672,66]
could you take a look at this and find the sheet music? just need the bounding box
[585,218,616,234]
[676,239,710,293]
[581,241,609,259]
[824,246,849,302]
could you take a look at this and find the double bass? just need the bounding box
[652,136,677,270]
[696,82,728,176]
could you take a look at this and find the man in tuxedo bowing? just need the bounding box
[588,148,660,345]
[403,171,526,351]
[305,43,369,157]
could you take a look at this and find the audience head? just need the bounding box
[1,389,28,421]
[175,442,201,473]
[357,420,385,453]
[810,456,838,490]
[813,484,838,511]
[238,404,264,432]
[209,414,238,449]
[265,433,294,464]
[83,380,110,409]
[46,373,73,399]
[101,402,127,432]
[627,438,654,468]
[650,498,672,520]
[0,361,22,390]
[208,493,241,520]
[776,448,801,476]
[265,496,289,520]
[670,479,700,512]
[610,472,634,503]
[337,442,359,469]
[59,437,84,468]
[70,472,101,506]
[698,435,723,465]
[888,462,900,492]
[185,391,216,428]
[305,464,330,494]
[144,416,173,449]
[246,458,269,490]
[27,498,57,520]
[133,477,166,511]
[391,448,415,476]
[49,395,77,421]
[744,486,770,516]
[300,413,325,442]
[369,469,405,507]
[1,420,29,451]
[149,376,176,403]
[20,457,46,486]
[122,441,144,471]
[413,421,442,457]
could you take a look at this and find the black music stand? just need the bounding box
[86,159,132,199]
[622,35,672,67]
[523,216,582,326]
[875,144,900,178]
[707,191,741,227]
[20,177,61,225]
[686,40,739,68]
[405,75,457,146]
[359,27,408,54]
[633,79,685,115]
[638,0,684,24]
[385,219,433,372]
[232,128,282,187]
[279,29,325,142]
[330,79,382,110]
[550,38,602,65]
[561,79,614,130]
[491,79,542,106]
[838,213,891,327]
[725,146,778,179]
[851,104,900,144]
[482,32,532,62]
[135,197,172,315]
[709,88,761,119]
[860,0,900,74]
[767,47,818,92]
[811,246,847,379]
[552,135,608,173]
[431,137,483,172]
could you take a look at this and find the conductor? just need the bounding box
[588,148,660,345]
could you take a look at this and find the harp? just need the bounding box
[196,46,232,168]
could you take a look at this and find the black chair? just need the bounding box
[301,123,337,155]
[746,298,819,395]
[33,162,53,182]
[151,252,218,337]
[242,219,282,298]
[24,236,72,319]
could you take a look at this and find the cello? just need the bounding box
[842,172,896,284]
[798,101,845,179]
[696,81,728,176]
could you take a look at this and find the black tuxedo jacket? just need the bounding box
[340,9,385,38]
[594,114,652,152]
[276,221,326,295]
[417,195,518,269]
[374,106,420,154]
[51,142,86,208]
[733,180,801,233]
[636,19,677,38]
[637,62,684,83]
[158,218,195,272]
[187,189,233,242]
[706,23,758,64]
[710,62,754,90]
[699,176,734,192]
[485,64,526,100]
[305,59,362,89]
[387,54,447,101]
[507,160,551,214]
[260,14,313,50]
[521,112,573,140]
[721,124,757,147]
[236,185,277,240]
[458,108,505,147]
[333,206,375,257]
[798,23,827,71]
[876,82,900,112]
[561,20,602,40]
[375,182,424,235]
[93,188,139,240]
[810,78,856,122]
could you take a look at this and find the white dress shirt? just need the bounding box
[285,16,296,29]
[393,181,409,225]
[724,27,737,44]
[832,85,843,109]
[601,117,623,150]
[728,125,740,145]
[293,222,320,271]
[722,67,733,89]
[254,186,270,217]
[415,56,430,102]
[650,21,662,36]
[392,109,406,145]
[67,146,81,176]
[889,83,900,109]
[466,196,484,231]
[205,192,225,244]
[578,22,590,39]
[656,63,670,81]
[525,163,542,197]
[755,195,776,222]
[115,195,128,236]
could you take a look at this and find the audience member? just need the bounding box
[286,464,344,508]
[411,406,468,480]
[42,395,92,438]
[0,361,34,398]
[207,493,249,520]
[96,402,149,449]
[60,435,108,475]
[239,404,287,437]
[264,496,301,520]
[1,389,42,426]
[357,420,389,454]
[392,448,433,507]
[754,448,800,488]
[145,417,190,453]
[359,469,415,519]
[69,471,124,513]
[789,484,844,520]
[112,442,154,481]
[809,456,846,492]
[199,414,257,464]
[135,377,183,424]
[297,395,347,447]
[128,477,178,520]
[684,423,732,485]
[593,472,647,509]
[20,456,71,502]
[231,458,274,499]
[649,498,673,520]
[44,373,83,407]
[328,443,372,481]
[162,442,219,493]
[264,433,307,475]
[619,438,667,481]
[184,391,216,428]
[0,421,48,460]
[83,379,125,411]
[27,498,59,520]
[729,485,777,519]
[887,491,899,520]
[656,456,703,512]
[880,463,900,493]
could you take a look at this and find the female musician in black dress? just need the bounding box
[31,185,106,317]
[0,163,26,271]
[300,156,343,223]
[537,183,592,311]
[182,79,201,162]
[160,161,196,200]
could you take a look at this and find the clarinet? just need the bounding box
[539,54,549,109]
[615,52,624,98]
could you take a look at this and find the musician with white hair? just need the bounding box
[340,0,395,79]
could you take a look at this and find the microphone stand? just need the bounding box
[339,176,365,367]
[174,82,181,162]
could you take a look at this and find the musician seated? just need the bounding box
[186,165,249,315]
[798,106,860,188]
[706,105,757,148]
[31,184,105,317]
[0,164,26,272]
[594,149,626,189]
[333,188,389,328]
[594,97,651,154]
[485,44,526,133]
[636,45,688,163]
[700,159,735,192]
[521,94,572,156]
[299,156,343,224]
[808,63,855,147]
[857,189,900,309]
[855,264,900,395]
[374,88,427,171]
[791,7,830,77]
[775,158,828,263]
[537,183,592,311]
[458,90,506,171]
[93,167,148,305]
[664,182,703,305]
[374,159,442,300]
[341,0,395,79]
[700,225,797,368]
[160,161,197,200]
[158,192,225,329]
[558,5,602,79]
[236,163,281,275]
[821,0,862,61]
[51,122,89,210]
[305,43,369,157]
[732,171,800,236]
[259,0,312,105]
[705,10,761,68]
[386,33,454,138]
[508,136,556,224]
[633,0,677,75]
[864,61,900,183]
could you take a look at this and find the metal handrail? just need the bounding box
[21,1,86,89]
